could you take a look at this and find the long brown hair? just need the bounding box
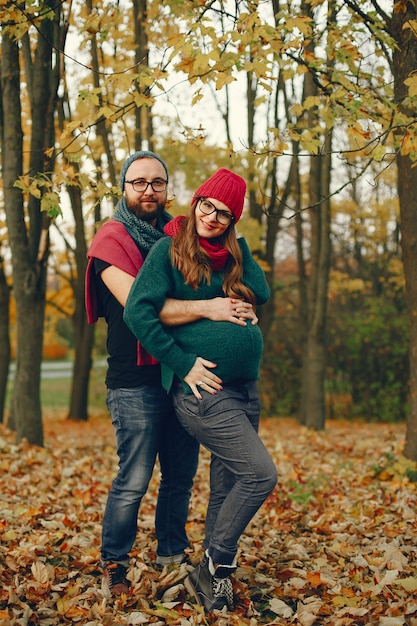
[170,203,256,304]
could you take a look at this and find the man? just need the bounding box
[85,151,256,597]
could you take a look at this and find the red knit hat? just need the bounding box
[191,168,246,222]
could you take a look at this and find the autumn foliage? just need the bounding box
[0,414,416,625]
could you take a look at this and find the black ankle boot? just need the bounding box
[184,554,234,613]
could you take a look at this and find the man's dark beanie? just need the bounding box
[120,151,169,191]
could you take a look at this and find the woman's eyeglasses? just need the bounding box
[198,198,235,225]
[125,179,167,192]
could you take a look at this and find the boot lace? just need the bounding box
[212,575,233,607]
[105,563,129,593]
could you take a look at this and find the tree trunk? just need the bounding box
[3,1,59,444]
[86,0,117,187]
[302,133,332,431]
[298,1,333,430]
[0,52,11,425]
[58,0,112,420]
[1,31,44,444]
[398,152,417,460]
[66,183,95,421]
[391,0,417,460]
[0,259,11,423]
[134,0,153,150]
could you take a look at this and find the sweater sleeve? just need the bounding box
[123,239,198,380]
[239,238,270,305]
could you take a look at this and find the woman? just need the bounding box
[124,168,277,613]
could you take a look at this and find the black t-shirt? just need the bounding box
[94,258,161,389]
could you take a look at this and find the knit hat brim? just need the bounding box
[191,168,246,222]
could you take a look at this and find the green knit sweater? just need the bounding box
[124,236,270,393]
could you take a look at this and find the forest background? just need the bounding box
[2,2,417,623]
[1,0,417,464]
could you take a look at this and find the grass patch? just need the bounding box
[6,361,108,413]
[87,362,108,410]
[41,378,72,408]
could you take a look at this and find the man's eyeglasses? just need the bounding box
[198,198,235,225]
[125,178,168,193]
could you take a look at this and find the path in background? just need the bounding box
[8,359,107,380]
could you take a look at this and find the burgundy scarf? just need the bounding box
[164,216,229,270]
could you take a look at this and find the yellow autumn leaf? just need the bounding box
[246,59,269,78]
[97,106,116,120]
[175,56,195,74]
[28,184,41,199]
[133,93,154,108]
[193,53,213,75]
[191,91,204,105]
[304,95,321,110]
[403,19,417,33]
[56,598,70,615]
[146,604,184,618]
[371,144,386,162]
[332,595,359,607]
[60,120,83,139]
[397,577,417,591]
[215,72,236,90]
[404,74,417,97]
[400,132,416,156]
[3,529,17,541]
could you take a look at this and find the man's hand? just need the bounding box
[161,297,258,327]
[184,357,223,400]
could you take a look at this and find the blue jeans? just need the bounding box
[102,386,199,565]
[172,380,277,566]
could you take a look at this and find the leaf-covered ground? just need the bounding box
[0,413,416,626]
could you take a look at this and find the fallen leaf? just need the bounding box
[0,415,415,625]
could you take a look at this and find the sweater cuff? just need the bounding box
[168,352,198,381]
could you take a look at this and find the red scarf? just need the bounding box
[164,216,230,270]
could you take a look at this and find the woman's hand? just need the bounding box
[205,297,258,326]
[184,357,223,400]
[230,298,258,326]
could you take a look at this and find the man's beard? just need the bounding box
[127,199,164,222]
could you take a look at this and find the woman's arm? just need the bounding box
[124,254,195,378]
[123,240,222,396]
[101,264,257,325]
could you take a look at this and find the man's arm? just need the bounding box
[101,266,258,326]
[101,265,135,306]
[160,297,258,326]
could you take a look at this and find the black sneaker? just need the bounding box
[184,555,234,612]
[102,562,130,596]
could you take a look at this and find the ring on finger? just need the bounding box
[198,380,204,386]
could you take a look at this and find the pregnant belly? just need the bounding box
[173,320,264,380]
